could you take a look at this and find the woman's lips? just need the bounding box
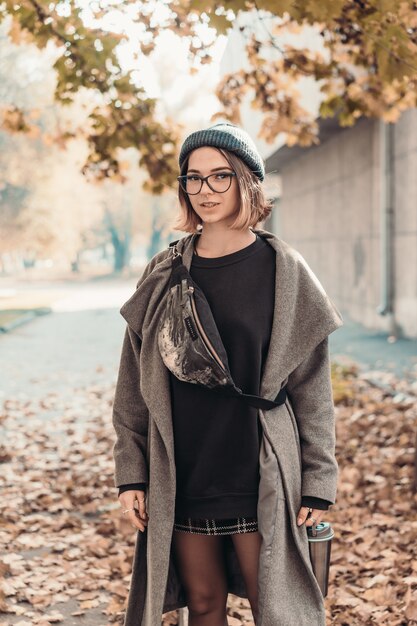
[200,202,219,208]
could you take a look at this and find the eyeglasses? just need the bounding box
[177,172,236,195]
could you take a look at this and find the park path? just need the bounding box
[329,317,417,383]
[1,276,416,403]
[0,278,138,626]
[0,279,137,402]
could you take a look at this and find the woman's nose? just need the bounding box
[200,178,213,194]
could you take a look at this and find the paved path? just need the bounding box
[0,278,138,625]
[329,315,417,382]
[0,279,137,402]
[2,279,416,401]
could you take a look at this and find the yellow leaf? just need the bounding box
[254,0,294,15]
[207,12,233,35]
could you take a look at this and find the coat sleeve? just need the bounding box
[112,324,150,488]
[301,495,332,510]
[118,482,148,496]
[285,335,338,505]
[112,252,170,487]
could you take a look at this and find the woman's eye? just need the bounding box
[187,176,200,181]
[215,173,229,179]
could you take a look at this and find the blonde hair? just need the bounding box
[172,147,273,233]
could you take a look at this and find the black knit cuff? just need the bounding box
[118,483,147,497]
[301,496,332,510]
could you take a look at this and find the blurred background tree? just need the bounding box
[1,0,417,175]
[1,0,417,272]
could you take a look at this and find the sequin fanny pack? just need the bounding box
[156,240,287,410]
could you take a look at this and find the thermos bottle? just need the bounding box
[306,521,334,597]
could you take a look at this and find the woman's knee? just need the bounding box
[187,587,227,616]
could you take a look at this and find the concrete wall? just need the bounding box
[392,109,417,338]
[274,110,417,338]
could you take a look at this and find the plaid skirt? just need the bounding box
[173,516,258,535]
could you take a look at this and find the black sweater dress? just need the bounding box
[119,234,332,534]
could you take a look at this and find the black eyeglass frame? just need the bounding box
[177,172,237,195]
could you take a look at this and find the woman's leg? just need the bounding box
[172,530,229,626]
[229,531,262,624]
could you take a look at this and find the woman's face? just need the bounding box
[186,147,240,227]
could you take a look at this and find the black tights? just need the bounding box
[172,530,262,626]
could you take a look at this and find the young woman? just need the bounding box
[113,122,343,626]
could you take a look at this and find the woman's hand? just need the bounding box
[119,490,149,532]
[296,506,324,528]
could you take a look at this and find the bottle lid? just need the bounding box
[306,521,334,541]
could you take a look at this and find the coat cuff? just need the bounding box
[118,483,148,496]
[301,495,332,510]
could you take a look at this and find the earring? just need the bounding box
[196,223,203,231]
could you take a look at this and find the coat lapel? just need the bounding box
[253,228,343,401]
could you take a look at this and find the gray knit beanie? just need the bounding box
[178,122,265,182]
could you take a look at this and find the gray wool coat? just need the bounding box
[112,227,344,626]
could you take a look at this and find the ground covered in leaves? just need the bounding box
[1,364,416,625]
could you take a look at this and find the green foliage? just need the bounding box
[305,0,346,22]
[256,0,295,16]
[1,0,417,187]
[204,12,231,35]
[0,0,183,188]
[330,361,358,405]
[209,0,417,147]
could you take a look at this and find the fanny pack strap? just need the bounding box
[167,239,287,411]
[214,384,287,410]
